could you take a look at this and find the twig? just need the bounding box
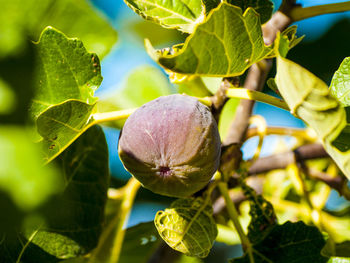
[248,143,328,175]
[223,8,293,147]
[289,2,350,22]
[246,126,317,141]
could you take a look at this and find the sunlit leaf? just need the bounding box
[231,221,327,263]
[123,0,204,33]
[154,197,217,258]
[275,53,350,178]
[32,27,103,162]
[21,125,109,259]
[330,57,350,107]
[32,27,101,118]
[37,100,95,162]
[146,3,273,77]
[0,0,117,59]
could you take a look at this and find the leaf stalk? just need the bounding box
[225,88,290,111]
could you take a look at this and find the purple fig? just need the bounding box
[118,94,221,197]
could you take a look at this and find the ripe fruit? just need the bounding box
[118,94,221,197]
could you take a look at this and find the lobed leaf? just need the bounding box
[32,27,101,118]
[231,221,327,263]
[32,27,103,162]
[123,0,204,33]
[146,2,273,77]
[154,197,217,258]
[275,54,350,178]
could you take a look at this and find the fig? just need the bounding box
[118,94,221,197]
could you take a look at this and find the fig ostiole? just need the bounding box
[118,94,221,197]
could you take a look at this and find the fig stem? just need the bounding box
[218,181,254,260]
[226,88,290,111]
[92,108,137,124]
[289,2,350,22]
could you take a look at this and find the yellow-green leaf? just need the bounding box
[123,0,204,33]
[32,27,103,163]
[146,3,273,77]
[275,55,350,178]
[154,197,217,258]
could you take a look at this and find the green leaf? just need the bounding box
[37,100,96,163]
[330,57,350,107]
[154,197,217,258]
[32,27,101,118]
[123,0,204,33]
[119,222,162,263]
[241,183,277,244]
[0,126,61,211]
[231,221,327,263]
[146,3,273,77]
[22,125,109,259]
[0,0,117,59]
[275,54,350,178]
[32,27,103,162]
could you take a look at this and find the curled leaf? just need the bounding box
[154,197,217,258]
[275,49,350,178]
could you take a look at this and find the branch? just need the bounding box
[248,143,328,175]
[223,10,292,146]
[289,2,350,22]
[307,168,350,201]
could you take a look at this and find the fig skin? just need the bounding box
[118,94,221,198]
